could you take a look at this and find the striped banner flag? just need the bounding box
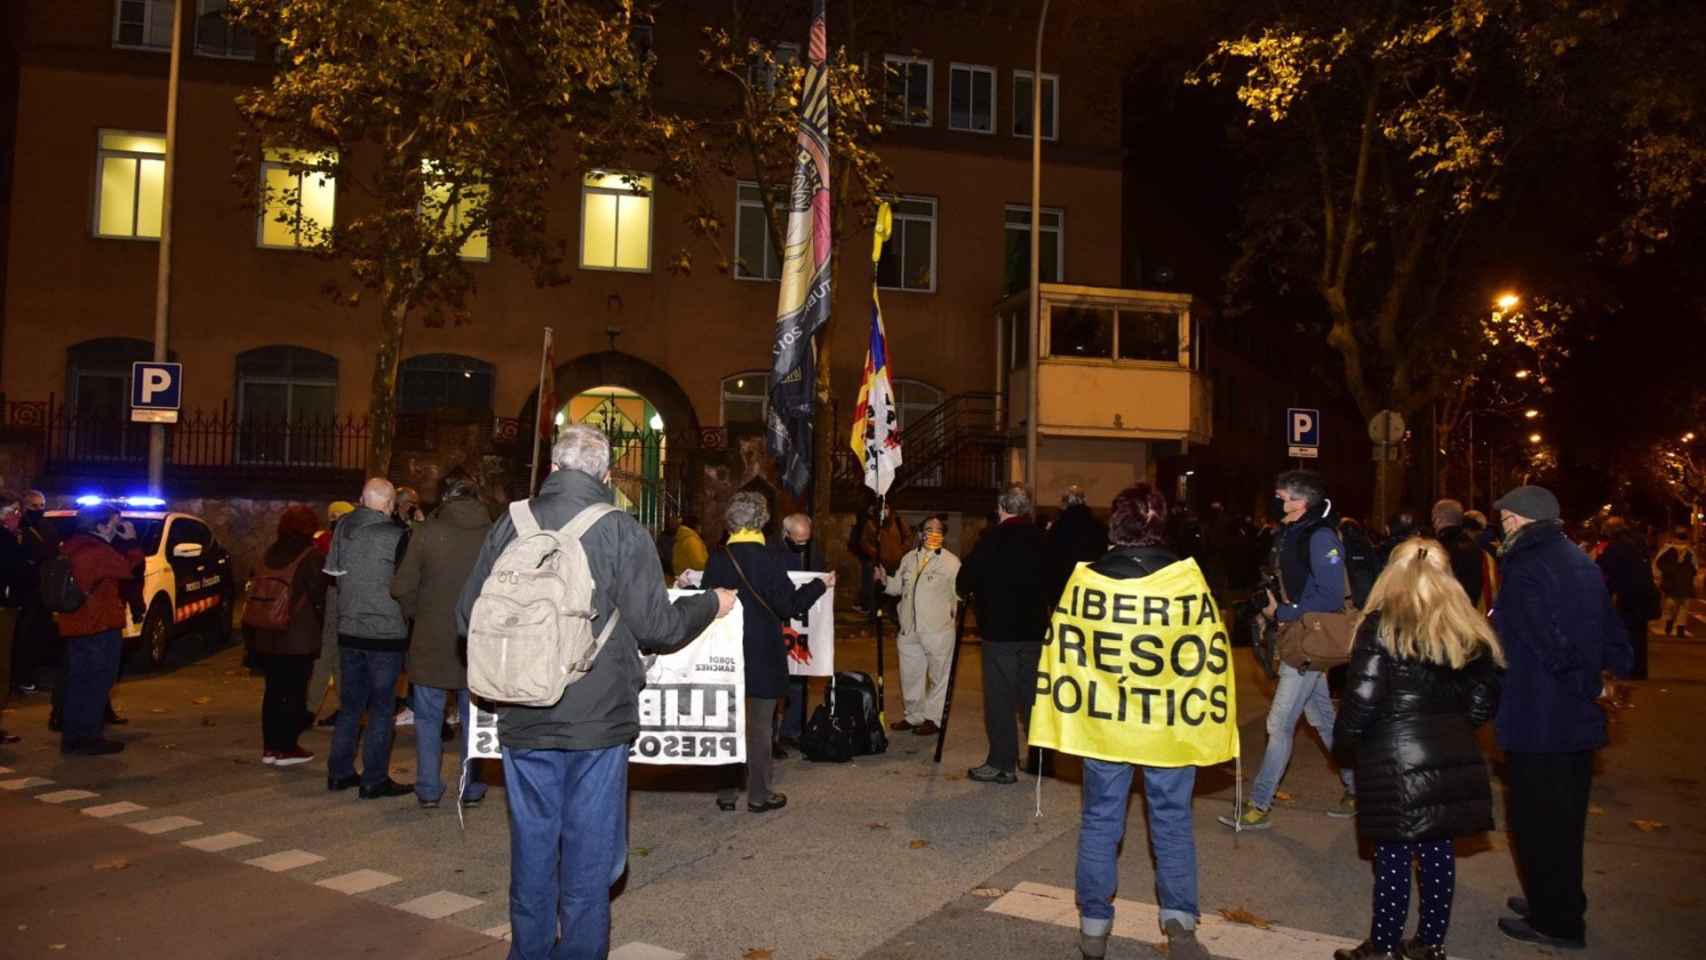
[766,0,833,496]
[852,203,902,497]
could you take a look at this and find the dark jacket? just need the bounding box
[392,497,491,689]
[1334,615,1500,843]
[957,517,1048,644]
[1047,504,1108,603]
[323,507,410,648]
[248,534,328,657]
[1087,544,1180,581]
[455,469,720,751]
[57,532,144,638]
[1491,520,1634,753]
[704,539,828,699]
[1597,535,1659,624]
[0,528,29,608]
[1436,525,1485,602]
[1274,504,1347,622]
[770,537,828,575]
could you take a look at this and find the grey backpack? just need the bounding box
[466,501,621,707]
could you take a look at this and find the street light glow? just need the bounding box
[1496,293,1521,311]
[1686,432,1698,443]
[1514,369,1531,379]
[1528,432,1543,444]
[1524,409,1540,419]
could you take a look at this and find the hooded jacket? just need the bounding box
[1491,520,1633,753]
[392,497,491,689]
[323,506,410,648]
[1334,614,1501,843]
[456,469,720,751]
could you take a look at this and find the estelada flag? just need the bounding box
[851,203,902,496]
[1028,557,1240,768]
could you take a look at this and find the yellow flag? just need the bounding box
[1027,558,1239,768]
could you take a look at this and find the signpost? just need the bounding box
[130,361,183,425]
[1286,407,1320,459]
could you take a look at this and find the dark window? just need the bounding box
[167,518,212,549]
[721,373,768,426]
[236,346,338,464]
[875,197,936,292]
[1117,310,1181,362]
[398,354,495,414]
[1003,206,1063,296]
[1048,306,1113,359]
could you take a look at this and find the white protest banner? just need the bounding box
[785,572,835,677]
[466,591,746,767]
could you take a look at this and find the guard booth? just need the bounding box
[995,284,1213,504]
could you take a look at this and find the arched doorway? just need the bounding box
[519,352,698,532]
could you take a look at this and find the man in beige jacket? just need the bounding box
[878,514,960,736]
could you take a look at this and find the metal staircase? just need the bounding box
[832,391,1007,511]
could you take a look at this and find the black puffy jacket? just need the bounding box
[1333,614,1502,843]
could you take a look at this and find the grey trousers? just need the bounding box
[305,591,340,716]
[719,696,777,806]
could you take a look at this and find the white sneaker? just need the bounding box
[395,708,415,727]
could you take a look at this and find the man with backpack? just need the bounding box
[456,425,735,960]
[1219,470,1356,830]
[1653,527,1698,637]
[323,478,414,799]
[51,502,143,756]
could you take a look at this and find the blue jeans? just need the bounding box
[1250,662,1353,809]
[411,685,487,804]
[62,629,122,747]
[503,745,629,960]
[1077,760,1198,933]
[328,646,405,789]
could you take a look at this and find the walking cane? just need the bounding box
[933,603,969,763]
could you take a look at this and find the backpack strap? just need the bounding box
[508,499,542,538]
[563,502,621,540]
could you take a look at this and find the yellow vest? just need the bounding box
[1027,557,1240,768]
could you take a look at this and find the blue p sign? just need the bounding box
[1286,407,1320,458]
[131,362,182,410]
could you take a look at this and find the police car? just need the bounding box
[47,495,235,669]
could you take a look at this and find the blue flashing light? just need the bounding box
[75,494,106,507]
[125,496,167,508]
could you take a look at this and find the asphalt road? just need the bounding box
[2,619,1703,960]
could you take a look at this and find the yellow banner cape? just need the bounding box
[1027,558,1239,768]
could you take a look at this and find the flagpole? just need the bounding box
[1025,0,1050,496]
[529,326,553,496]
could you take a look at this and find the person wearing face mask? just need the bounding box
[1488,485,1632,950]
[770,513,826,754]
[877,514,960,737]
[55,502,145,756]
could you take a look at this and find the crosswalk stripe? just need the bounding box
[128,815,202,835]
[37,789,99,804]
[483,924,512,942]
[317,869,401,895]
[182,831,262,852]
[984,882,1468,960]
[0,776,54,791]
[245,849,325,872]
[396,891,483,919]
[609,944,687,960]
[82,801,148,819]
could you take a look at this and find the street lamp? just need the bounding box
[1685,432,1697,443]
[1524,409,1540,419]
[1496,292,1521,311]
[1528,432,1543,444]
[1514,369,1531,380]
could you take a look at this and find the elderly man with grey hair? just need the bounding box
[956,483,1049,783]
[323,476,415,799]
[457,424,736,960]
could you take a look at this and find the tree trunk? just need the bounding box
[367,289,409,478]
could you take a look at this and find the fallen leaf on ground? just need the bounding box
[1218,907,1272,929]
[630,847,651,857]
[190,696,212,705]
[866,822,890,830]
[909,838,930,849]
[741,949,774,960]
[49,946,65,952]
[1273,790,1294,802]
[92,858,130,871]
[943,773,964,781]
[972,887,1005,898]
[1632,819,1668,832]
[1587,804,1606,815]
[149,708,168,714]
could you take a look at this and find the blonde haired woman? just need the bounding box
[1332,538,1505,960]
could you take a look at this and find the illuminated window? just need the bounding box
[734,182,780,281]
[94,130,166,239]
[721,373,769,426]
[580,171,653,272]
[875,196,937,293]
[114,0,173,51]
[1013,70,1059,141]
[194,0,255,59]
[948,64,995,134]
[884,55,933,127]
[258,147,337,250]
[422,161,489,261]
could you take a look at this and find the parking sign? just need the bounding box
[1286,407,1320,459]
[130,361,183,424]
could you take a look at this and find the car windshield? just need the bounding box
[49,515,166,554]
